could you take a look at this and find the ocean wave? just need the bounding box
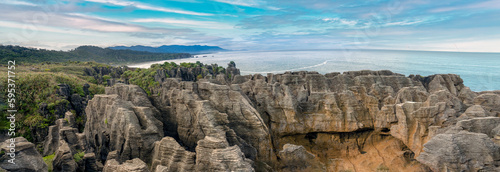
[240,60,332,74]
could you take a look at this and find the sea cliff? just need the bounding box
[2,62,499,172]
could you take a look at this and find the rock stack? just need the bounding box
[2,66,500,172]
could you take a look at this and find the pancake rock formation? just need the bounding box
[5,63,500,172]
[83,67,500,172]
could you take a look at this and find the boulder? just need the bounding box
[83,83,90,96]
[278,144,325,171]
[0,137,48,172]
[70,94,85,116]
[56,84,72,99]
[52,140,77,172]
[150,137,195,172]
[195,136,254,172]
[103,158,150,172]
[456,117,500,137]
[459,105,487,118]
[155,165,168,172]
[82,153,101,172]
[417,131,500,172]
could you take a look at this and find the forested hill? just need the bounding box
[108,45,227,54]
[0,45,190,65]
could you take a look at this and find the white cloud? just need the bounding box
[322,18,358,26]
[430,0,500,13]
[427,39,500,53]
[384,16,449,27]
[212,0,263,7]
[0,20,98,36]
[322,18,337,22]
[85,0,214,16]
[0,8,195,35]
[212,0,280,10]
[385,19,424,26]
[132,18,234,29]
[66,13,123,23]
[0,0,37,6]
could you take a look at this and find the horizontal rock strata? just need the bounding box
[42,67,500,172]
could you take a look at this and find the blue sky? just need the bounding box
[1,0,499,52]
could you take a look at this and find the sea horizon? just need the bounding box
[129,49,500,92]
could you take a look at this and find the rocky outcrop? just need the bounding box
[32,83,92,147]
[43,112,85,156]
[103,158,150,172]
[84,84,163,163]
[417,117,500,172]
[41,111,86,172]
[150,137,195,172]
[195,136,253,172]
[83,65,126,85]
[52,140,77,172]
[153,63,227,83]
[82,65,500,172]
[226,61,240,80]
[83,153,102,172]
[278,144,325,171]
[0,137,48,172]
[152,79,274,167]
[418,131,500,172]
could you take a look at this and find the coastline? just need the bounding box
[126,49,500,92]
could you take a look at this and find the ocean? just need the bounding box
[128,49,500,92]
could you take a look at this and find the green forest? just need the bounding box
[0,45,190,65]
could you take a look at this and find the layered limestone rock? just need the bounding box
[195,136,253,172]
[43,112,85,156]
[150,137,195,172]
[418,131,500,172]
[417,117,500,171]
[52,140,77,172]
[278,143,325,171]
[0,137,48,172]
[84,84,164,163]
[41,111,87,172]
[152,79,274,166]
[82,67,500,172]
[83,153,102,172]
[103,158,150,172]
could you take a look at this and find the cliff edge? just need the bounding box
[6,62,499,172]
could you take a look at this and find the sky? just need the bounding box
[0,0,500,52]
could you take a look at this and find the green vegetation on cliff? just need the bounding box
[0,60,226,143]
[0,61,106,141]
[0,45,190,65]
[121,61,220,96]
[43,153,55,172]
[122,62,181,96]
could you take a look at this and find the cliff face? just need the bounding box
[30,65,500,172]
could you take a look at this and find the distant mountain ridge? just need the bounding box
[108,45,227,54]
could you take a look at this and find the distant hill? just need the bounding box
[0,45,190,65]
[108,45,227,54]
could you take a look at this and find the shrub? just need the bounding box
[73,151,85,163]
[43,153,55,172]
[0,64,105,142]
[376,164,390,172]
[102,75,111,80]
